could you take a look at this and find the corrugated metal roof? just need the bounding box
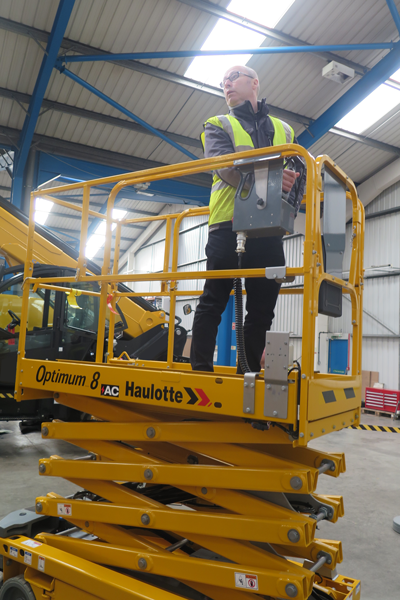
[1,0,400,242]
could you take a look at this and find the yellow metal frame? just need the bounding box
[1,145,364,600]
[14,144,364,442]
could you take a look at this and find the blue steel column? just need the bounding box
[215,295,235,367]
[56,65,198,161]
[12,0,76,207]
[298,41,400,148]
[58,43,395,64]
[386,0,400,35]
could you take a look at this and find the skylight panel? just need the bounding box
[184,0,296,88]
[86,208,127,260]
[335,77,400,135]
[34,198,53,226]
[390,67,400,84]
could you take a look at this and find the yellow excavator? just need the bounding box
[0,197,187,426]
[0,144,364,600]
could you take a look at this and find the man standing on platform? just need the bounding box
[190,65,306,373]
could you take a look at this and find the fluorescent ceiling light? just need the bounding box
[85,208,127,260]
[34,198,53,225]
[335,67,400,135]
[184,0,296,87]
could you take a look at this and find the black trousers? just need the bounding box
[190,228,285,372]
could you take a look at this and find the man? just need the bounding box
[190,65,306,373]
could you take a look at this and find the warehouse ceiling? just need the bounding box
[0,0,400,262]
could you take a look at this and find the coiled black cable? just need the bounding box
[234,253,251,374]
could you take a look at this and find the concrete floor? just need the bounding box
[1,413,399,600]
[309,413,400,600]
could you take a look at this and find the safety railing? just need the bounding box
[16,144,364,396]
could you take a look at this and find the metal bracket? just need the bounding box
[318,459,336,474]
[264,332,290,419]
[243,372,258,415]
[265,266,295,284]
[286,493,334,522]
[0,508,58,539]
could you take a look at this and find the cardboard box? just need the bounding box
[362,370,380,402]
[370,371,379,387]
[361,370,370,403]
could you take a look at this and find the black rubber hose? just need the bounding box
[234,253,251,374]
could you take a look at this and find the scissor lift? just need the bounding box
[0,145,364,600]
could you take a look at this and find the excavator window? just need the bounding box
[0,280,55,334]
[0,280,55,356]
[63,281,126,336]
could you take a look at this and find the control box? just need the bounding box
[232,157,295,238]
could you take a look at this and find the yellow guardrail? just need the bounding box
[15,144,364,443]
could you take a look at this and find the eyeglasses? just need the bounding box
[219,71,254,89]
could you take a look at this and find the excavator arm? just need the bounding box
[0,197,166,339]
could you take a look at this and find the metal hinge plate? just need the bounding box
[265,266,295,283]
[264,331,290,419]
[243,372,259,415]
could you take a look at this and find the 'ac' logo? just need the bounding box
[101,384,119,397]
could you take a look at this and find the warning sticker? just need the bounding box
[57,503,72,516]
[22,539,42,548]
[38,556,45,572]
[9,546,18,558]
[235,573,259,591]
[24,551,32,565]
[356,584,361,595]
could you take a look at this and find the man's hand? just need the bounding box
[260,347,265,369]
[282,169,300,193]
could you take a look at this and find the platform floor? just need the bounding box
[1,413,399,600]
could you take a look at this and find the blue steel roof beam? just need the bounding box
[0,15,369,86]
[176,0,368,76]
[0,125,211,190]
[12,0,76,207]
[0,18,310,126]
[0,87,203,149]
[0,142,15,152]
[386,0,400,35]
[59,43,395,64]
[298,41,400,149]
[56,65,198,161]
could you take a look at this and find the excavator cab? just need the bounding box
[0,265,125,425]
[0,196,189,426]
[0,265,187,424]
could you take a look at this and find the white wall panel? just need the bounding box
[330,180,400,388]
[134,215,208,298]
[363,213,400,271]
[272,235,305,362]
[365,181,400,214]
[362,338,399,391]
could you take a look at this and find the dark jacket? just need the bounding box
[203,98,306,215]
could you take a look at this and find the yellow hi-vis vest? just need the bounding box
[201,114,295,226]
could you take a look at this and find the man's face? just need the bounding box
[222,67,257,107]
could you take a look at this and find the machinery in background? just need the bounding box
[0,198,187,427]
